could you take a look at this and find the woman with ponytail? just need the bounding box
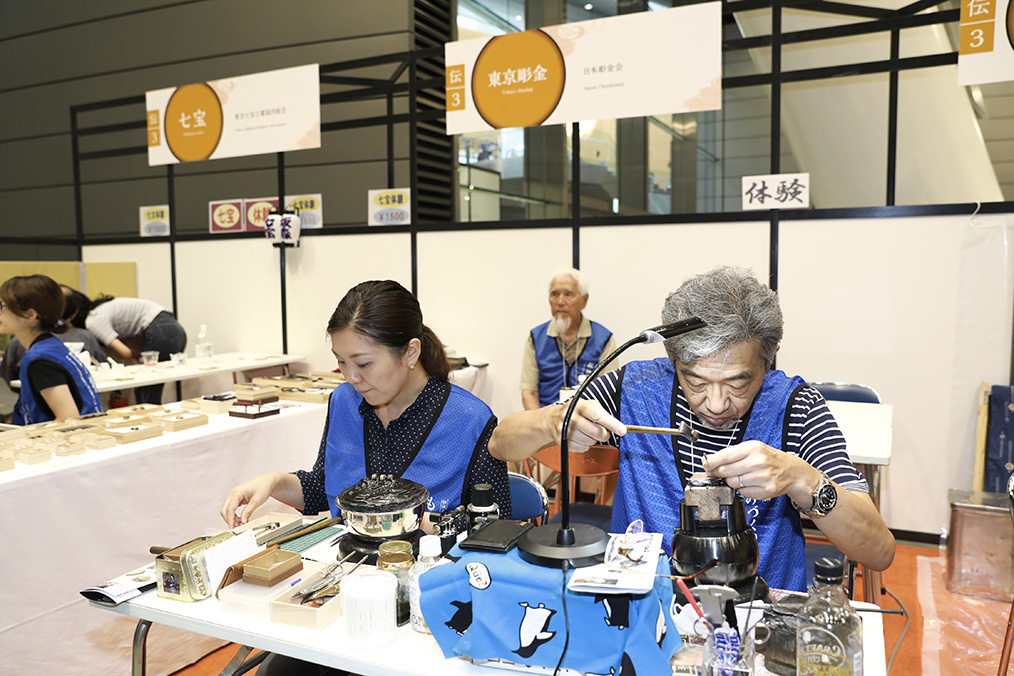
[222,279,510,527]
[0,275,102,424]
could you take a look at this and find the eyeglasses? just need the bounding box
[604,519,652,569]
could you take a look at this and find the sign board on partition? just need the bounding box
[146,64,320,166]
[368,189,411,226]
[958,0,1014,85]
[139,205,169,237]
[741,173,810,211]
[443,3,721,135]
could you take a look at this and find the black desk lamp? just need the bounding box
[517,317,707,568]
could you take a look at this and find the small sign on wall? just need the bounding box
[209,200,244,233]
[368,189,411,226]
[139,205,170,237]
[285,194,323,229]
[245,197,279,231]
[741,173,810,211]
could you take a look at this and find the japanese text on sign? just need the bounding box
[741,173,810,211]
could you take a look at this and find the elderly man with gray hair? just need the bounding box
[521,268,617,411]
[491,265,894,591]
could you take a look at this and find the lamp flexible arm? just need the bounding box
[556,316,706,541]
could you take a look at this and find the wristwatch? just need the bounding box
[791,471,838,518]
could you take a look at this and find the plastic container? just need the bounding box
[409,534,443,633]
[219,568,308,620]
[195,324,214,358]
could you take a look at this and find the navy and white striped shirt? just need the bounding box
[579,367,869,493]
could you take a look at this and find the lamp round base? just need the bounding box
[517,523,608,568]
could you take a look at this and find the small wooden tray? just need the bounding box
[19,448,53,464]
[105,423,164,444]
[82,433,117,450]
[54,441,87,456]
[155,411,209,432]
[279,387,333,404]
[242,549,302,587]
[180,398,202,411]
[104,414,152,429]
[0,455,14,471]
[109,403,166,416]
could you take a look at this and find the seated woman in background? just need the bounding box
[70,290,186,404]
[220,279,510,676]
[0,284,105,385]
[222,279,511,526]
[0,275,102,424]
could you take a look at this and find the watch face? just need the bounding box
[816,482,837,513]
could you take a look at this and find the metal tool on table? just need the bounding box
[291,551,368,605]
[623,421,699,441]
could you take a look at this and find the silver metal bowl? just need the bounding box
[340,503,426,539]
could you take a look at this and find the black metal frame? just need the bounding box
[55,0,1014,379]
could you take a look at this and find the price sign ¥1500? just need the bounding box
[368,188,411,226]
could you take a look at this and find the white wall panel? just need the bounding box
[174,239,282,355]
[582,222,771,363]
[81,242,174,310]
[779,215,1014,536]
[417,228,572,419]
[285,232,413,373]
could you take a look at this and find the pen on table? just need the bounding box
[289,578,302,587]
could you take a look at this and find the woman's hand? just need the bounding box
[220,473,284,528]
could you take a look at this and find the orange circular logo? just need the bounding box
[164,83,224,162]
[472,30,565,129]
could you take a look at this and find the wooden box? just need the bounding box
[233,384,280,405]
[201,394,238,414]
[229,404,282,420]
[155,411,209,432]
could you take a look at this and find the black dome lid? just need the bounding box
[337,475,429,513]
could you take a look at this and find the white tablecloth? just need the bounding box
[0,402,328,676]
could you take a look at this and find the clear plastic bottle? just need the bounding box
[796,557,863,676]
[195,324,214,358]
[409,534,443,633]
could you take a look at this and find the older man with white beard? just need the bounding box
[520,268,617,411]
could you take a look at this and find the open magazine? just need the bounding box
[567,532,664,595]
[80,562,158,606]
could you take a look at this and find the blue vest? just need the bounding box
[613,358,808,591]
[531,319,612,406]
[15,336,102,425]
[324,381,495,516]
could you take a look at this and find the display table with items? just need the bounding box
[82,472,886,676]
[10,351,309,395]
[1,399,328,676]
